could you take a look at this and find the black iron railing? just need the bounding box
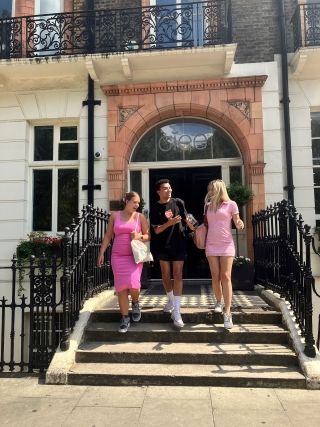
[0,206,111,372]
[292,3,320,51]
[0,1,231,59]
[252,200,318,358]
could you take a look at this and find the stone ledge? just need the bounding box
[45,289,115,385]
[256,284,320,389]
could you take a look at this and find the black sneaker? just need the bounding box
[118,316,130,333]
[131,302,141,322]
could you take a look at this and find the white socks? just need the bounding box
[167,290,174,305]
[174,295,181,318]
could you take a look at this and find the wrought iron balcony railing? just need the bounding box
[292,3,320,51]
[0,1,231,60]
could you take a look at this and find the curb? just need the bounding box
[256,285,320,389]
[45,288,116,385]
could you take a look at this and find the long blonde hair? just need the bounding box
[205,179,230,212]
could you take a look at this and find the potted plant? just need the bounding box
[16,231,62,295]
[227,182,254,290]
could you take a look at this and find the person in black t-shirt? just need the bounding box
[149,179,195,329]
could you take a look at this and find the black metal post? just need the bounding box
[279,0,295,204]
[82,75,101,206]
[60,228,72,351]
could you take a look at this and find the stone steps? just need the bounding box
[67,304,305,388]
[68,362,305,388]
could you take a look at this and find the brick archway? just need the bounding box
[102,76,267,257]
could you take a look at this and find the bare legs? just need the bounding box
[118,288,140,316]
[207,256,234,315]
[159,260,184,296]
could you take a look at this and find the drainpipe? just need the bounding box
[279,0,295,204]
[82,75,101,206]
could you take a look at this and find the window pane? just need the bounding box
[311,113,320,138]
[33,170,52,231]
[132,133,156,162]
[58,143,78,160]
[130,171,142,196]
[34,126,53,161]
[315,188,320,214]
[230,166,242,184]
[0,0,12,17]
[314,168,320,186]
[58,169,79,231]
[312,139,320,164]
[60,126,77,141]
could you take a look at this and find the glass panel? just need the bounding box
[313,168,320,186]
[33,170,52,231]
[132,119,240,162]
[130,171,142,196]
[58,143,78,160]
[312,140,320,165]
[0,0,12,17]
[58,169,79,231]
[230,166,242,184]
[39,0,62,14]
[315,188,320,214]
[34,126,53,161]
[311,113,320,138]
[60,126,77,141]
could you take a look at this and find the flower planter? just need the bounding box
[231,263,254,291]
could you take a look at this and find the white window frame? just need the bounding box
[34,0,64,15]
[30,122,79,234]
[312,112,320,224]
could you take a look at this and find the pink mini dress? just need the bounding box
[111,211,143,293]
[205,200,239,257]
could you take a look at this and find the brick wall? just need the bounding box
[232,0,298,63]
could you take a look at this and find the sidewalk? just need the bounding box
[0,377,319,426]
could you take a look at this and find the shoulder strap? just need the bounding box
[134,213,140,231]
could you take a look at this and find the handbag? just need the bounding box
[192,204,208,250]
[131,239,153,264]
[193,223,207,249]
[130,213,153,264]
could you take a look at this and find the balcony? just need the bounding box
[0,1,235,90]
[290,3,320,79]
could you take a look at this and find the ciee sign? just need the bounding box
[158,134,209,152]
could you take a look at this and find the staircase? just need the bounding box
[67,284,306,388]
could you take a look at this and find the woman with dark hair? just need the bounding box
[97,191,150,333]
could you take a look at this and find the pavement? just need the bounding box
[0,377,320,426]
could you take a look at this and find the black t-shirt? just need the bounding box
[149,198,187,253]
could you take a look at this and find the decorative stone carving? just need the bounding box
[108,170,123,181]
[250,163,266,175]
[119,106,139,127]
[228,100,250,120]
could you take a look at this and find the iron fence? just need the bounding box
[0,206,111,372]
[252,199,318,358]
[0,1,231,59]
[292,3,320,51]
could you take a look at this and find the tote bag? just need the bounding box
[130,213,153,264]
[192,204,208,250]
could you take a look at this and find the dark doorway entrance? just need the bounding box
[149,166,221,279]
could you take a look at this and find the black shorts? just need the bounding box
[155,247,186,262]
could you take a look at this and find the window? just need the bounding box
[32,124,79,233]
[311,112,320,217]
[0,0,12,18]
[131,118,240,162]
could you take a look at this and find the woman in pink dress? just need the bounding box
[205,180,244,329]
[97,192,150,333]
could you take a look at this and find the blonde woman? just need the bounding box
[205,180,244,329]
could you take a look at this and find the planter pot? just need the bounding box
[231,263,254,291]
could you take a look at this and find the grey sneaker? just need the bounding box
[171,311,184,329]
[223,313,233,329]
[131,302,141,322]
[118,316,130,333]
[214,302,223,313]
[163,301,175,313]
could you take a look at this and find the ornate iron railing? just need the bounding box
[0,1,231,59]
[292,3,320,51]
[0,206,111,372]
[252,200,318,358]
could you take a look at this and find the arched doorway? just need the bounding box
[129,117,244,279]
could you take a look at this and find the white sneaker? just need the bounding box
[223,313,233,329]
[171,311,184,329]
[214,302,223,313]
[163,301,174,313]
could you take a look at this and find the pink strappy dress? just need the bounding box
[111,211,143,293]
